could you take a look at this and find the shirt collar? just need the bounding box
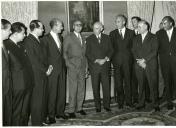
[167,27,173,33]
[95,33,101,38]
[31,33,39,41]
[9,37,17,44]
[118,27,126,33]
[50,30,58,37]
[74,31,80,37]
[141,31,148,38]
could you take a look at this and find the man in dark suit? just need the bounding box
[109,14,135,109]
[132,20,160,111]
[131,16,141,104]
[1,19,12,126]
[86,22,113,112]
[41,18,68,123]
[64,20,87,118]
[4,22,34,125]
[156,16,176,110]
[131,16,151,104]
[24,20,52,126]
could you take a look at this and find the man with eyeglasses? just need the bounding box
[156,16,176,110]
[64,20,87,118]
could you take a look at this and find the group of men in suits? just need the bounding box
[2,14,176,126]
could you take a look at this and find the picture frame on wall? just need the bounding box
[66,1,103,35]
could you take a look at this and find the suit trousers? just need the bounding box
[160,55,176,105]
[90,69,110,110]
[48,69,66,117]
[11,89,25,126]
[113,60,132,106]
[67,67,85,113]
[20,89,33,126]
[135,64,159,107]
[131,62,138,103]
[3,91,12,126]
[31,71,47,126]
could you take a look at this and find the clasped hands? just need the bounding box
[94,57,109,66]
[136,58,146,69]
[46,65,53,76]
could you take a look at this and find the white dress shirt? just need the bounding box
[166,27,173,42]
[50,31,61,49]
[74,31,82,45]
[141,31,148,43]
[118,27,126,38]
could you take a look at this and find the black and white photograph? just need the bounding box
[1,0,176,126]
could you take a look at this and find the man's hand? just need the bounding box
[136,58,146,69]
[46,65,53,76]
[94,59,106,65]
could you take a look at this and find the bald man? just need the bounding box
[132,20,160,111]
[86,22,113,112]
[41,18,68,123]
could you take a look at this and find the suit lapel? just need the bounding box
[142,32,150,45]
[72,33,83,47]
[48,33,61,54]
[29,34,40,45]
[170,27,176,43]
[163,30,170,42]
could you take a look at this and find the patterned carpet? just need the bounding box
[49,99,176,126]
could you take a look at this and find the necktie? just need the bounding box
[78,34,82,45]
[119,29,123,39]
[97,36,101,43]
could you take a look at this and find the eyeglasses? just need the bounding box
[75,24,82,27]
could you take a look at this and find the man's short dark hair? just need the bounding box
[11,22,27,35]
[29,20,41,31]
[131,16,141,22]
[1,19,11,29]
[116,14,128,26]
[162,16,175,27]
[49,18,62,29]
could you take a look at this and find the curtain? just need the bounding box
[1,1,38,33]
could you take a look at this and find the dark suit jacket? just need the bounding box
[2,44,11,95]
[4,39,33,91]
[132,32,158,68]
[24,34,47,74]
[109,28,135,65]
[63,32,86,71]
[156,27,176,57]
[41,33,65,74]
[86,33,113,72]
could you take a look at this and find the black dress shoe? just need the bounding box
[104,108,111,112]
[154,106,160,112]
[136,105,145,110]
[126,103,134,108]
[48,117,56,124]
[77,110,87,115]
[167,104,174,110]
[96,109,101,113]
[56,114,68,120]
[68,113,76,118]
